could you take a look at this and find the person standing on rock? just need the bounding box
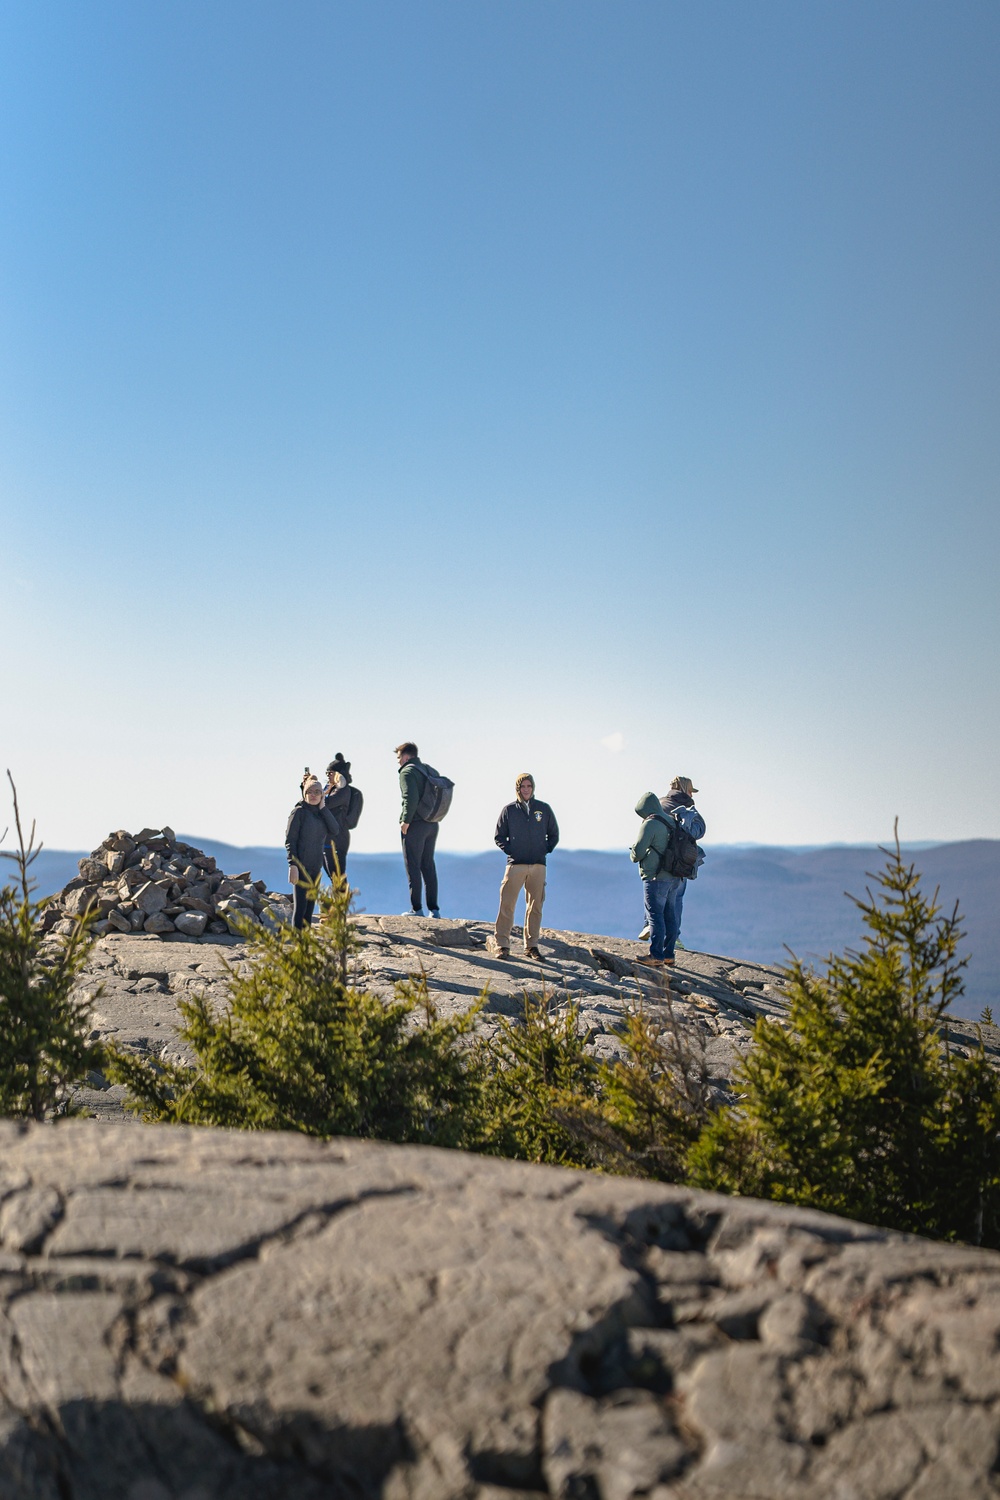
[323,754,363,878]
[638,776,706,945]
[286,774,341,929]
[492,773,559,960]
[396,742,441,918]
[630,791,683,969]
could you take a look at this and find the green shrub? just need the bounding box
[107,876,486,1148]
[0,775,102,1119]
[688,834,1000,1247]
[477,994,711,1180]
[476,994,606,1167]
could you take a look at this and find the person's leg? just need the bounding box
[322,843,334,880]
[495,865,529,948]
[402,826,424,912]
[663,876,684,958]
[421,822,440,913]
[303,894,316,927]
[292,882,310,929]
[523,864,546,950]
[643,880,667,960]
[673,878,685,940]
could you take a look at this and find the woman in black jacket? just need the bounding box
[285,773,341,929]
[323,754,363,877]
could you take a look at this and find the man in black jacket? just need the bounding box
[493,773,559,960]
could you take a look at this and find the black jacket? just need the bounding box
[285,801,341,879]
[324,784,353,857]
[660,789,693,815]
[495,798,559,866]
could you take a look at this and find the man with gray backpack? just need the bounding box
[631,776,705,967]
[395,742,454,917]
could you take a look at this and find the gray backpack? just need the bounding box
[415,762,455,823]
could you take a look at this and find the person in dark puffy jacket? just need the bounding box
[285,774,341,929]
[492,773,559,960]
[323,753,362,877]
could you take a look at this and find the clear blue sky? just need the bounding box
[1,1,998,853]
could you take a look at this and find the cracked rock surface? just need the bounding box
[70,914,1000,1123]
[1,1121,999,1498]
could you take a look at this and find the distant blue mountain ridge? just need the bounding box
[13,837,999,1023]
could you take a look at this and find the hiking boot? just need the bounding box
[662,956,676,967]
[637,955,664,969]
[495,946,511,959]
[526,947,543,961]
[637,924,650,940]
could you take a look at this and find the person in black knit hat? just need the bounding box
[322,754,364,877]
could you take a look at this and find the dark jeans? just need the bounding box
[323,837,350,879]
[643,875,684,960]
[402,819,439,913]
[292,880,317,930]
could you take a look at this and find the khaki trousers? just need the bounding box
[495,863,546,950]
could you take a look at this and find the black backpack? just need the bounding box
[345,786,364,830]
[653,813,702,881]
[414,762,455,823]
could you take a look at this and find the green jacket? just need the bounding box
[630,792,674,880]
[399,759,428,824]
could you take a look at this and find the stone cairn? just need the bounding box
[42,827,286,940]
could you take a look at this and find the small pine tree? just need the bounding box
[595,1001,712,1180]
[688,832,1000,1247]
[477,996,710,1182]
[0,774,103,1119]
[106,875,486,1148]
[477,994,605,1166]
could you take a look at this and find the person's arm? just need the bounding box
[545,806,559,855]
[321,806,342,840]
[495,806,510,852]
[285,807,302,883]
[399,763,423,829]
[630,819,654,864]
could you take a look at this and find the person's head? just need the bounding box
[395,741,418,767]
[670,775,698,797]
[515,773,535,802]
[302,774,324,806]
[326,753,351,784]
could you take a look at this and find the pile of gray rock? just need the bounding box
[43,826,286,939]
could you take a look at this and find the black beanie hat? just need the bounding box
[326,753,351,778]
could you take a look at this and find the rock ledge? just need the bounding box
[1,1121,999,1498]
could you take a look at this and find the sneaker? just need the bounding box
[526,947,543,961]
[638,924,650,940]
[403,909,424,917]
[428,909,441,918]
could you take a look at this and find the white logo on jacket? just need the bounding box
[534,811,542,821]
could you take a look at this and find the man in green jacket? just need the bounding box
[396,741,441,917]
[630,791,683,968]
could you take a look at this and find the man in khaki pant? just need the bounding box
[493,773,560,960]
